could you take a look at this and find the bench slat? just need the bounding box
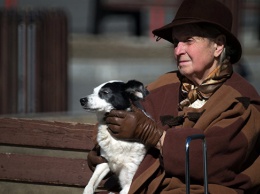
[0,153,91,186]
[0,118,95,151]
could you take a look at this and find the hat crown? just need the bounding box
[174,0,233,32]
[152,0,242,64]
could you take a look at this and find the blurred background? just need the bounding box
[0,0,259,121]
[0,1,259,193]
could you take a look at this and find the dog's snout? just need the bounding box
[80,97,88,106]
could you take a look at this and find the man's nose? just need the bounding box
[174,42,186,55]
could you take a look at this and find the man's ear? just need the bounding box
[214,34,226,57]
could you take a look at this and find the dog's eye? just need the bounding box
[100,89,110,95]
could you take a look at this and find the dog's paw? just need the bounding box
[83,186,94,194]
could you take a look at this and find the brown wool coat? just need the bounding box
[128,71,260,194]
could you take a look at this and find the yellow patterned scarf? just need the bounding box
[179,60,233,110]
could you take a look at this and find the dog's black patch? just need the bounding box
[99,82,129,110]
[98,80,148,110]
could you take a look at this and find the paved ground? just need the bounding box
[11,32,260,123]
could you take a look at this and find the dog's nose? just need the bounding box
[80,97,88,106]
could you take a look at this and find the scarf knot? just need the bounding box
[179,61,233,110]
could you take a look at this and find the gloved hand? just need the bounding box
[87,144,107,172]
[105,105,163,148]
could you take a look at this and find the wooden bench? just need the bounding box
[0,117,116,193]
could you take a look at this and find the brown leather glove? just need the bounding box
[105,105,163,148]
[87,144,107,172]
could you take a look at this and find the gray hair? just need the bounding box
[203,24,236,63]
[184,23,233,63]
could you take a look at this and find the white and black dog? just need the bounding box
[80,80,149,194]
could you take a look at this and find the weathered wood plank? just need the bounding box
[0,118,96,151]
[0,153,91,186]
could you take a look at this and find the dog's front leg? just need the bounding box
[83,163,110,194]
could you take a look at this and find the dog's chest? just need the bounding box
[97,124,146,171]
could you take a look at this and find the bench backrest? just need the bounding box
[0,118,95,187]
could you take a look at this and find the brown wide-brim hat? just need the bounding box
[152,0,242,64]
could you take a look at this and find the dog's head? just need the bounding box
[80,80,149,113]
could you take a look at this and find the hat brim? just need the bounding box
[152,19,242,64]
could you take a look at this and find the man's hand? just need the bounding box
[105,105,163,148]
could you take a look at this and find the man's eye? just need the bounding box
[185,38,194,43]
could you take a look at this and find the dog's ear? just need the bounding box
[124,80,149,101]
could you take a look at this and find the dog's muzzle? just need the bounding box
[80,97,88,106]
